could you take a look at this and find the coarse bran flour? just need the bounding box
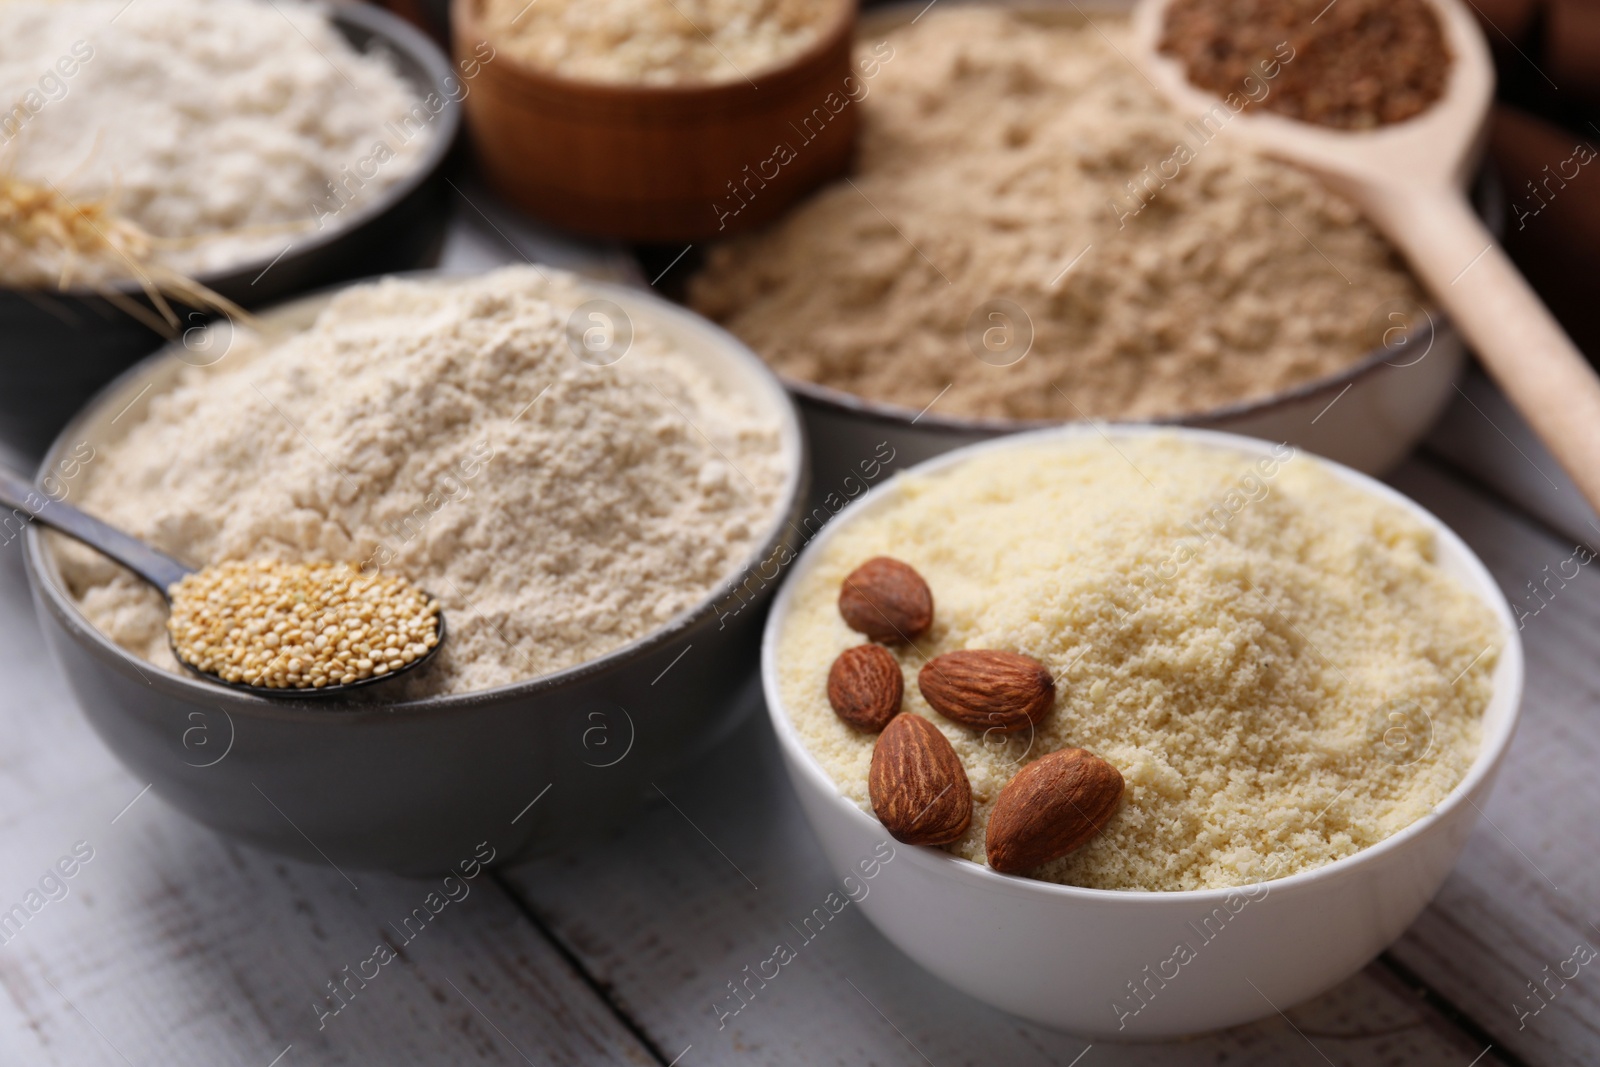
[480,0,837,85]
[776,436,1500,890]
[0,0,431,285]
[689,7,1427,422]
[1160,0,1451,129]
[59,267,786,698]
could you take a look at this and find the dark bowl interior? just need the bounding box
[0,2,460,460]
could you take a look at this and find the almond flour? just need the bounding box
[777,435,1500,890]
[0,0,431,286]
[59,267,785,698]
[689,8,1426,422]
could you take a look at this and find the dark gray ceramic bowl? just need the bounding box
[0,2,460,460]
[22,275,809,876]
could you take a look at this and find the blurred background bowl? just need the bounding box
[679,0,1502,508]
[451,0,858,241]
[783,161,1503,504]
[22,272,809,875]
[0,2,460,461]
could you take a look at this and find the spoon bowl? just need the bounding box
[0,464,445,696]
[170,605,447,697]
[1133,0,1600,516]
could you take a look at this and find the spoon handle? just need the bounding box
[0,465,192,594]
[1363,187,1600,517]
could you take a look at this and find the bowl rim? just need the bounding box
[759,423,1525,903]
[451,0,857,99]
[25,270,810,720]
[10,2,460,300]
[777,310,1441,435]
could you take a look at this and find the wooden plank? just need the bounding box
[501,674,1510,1064]
[1379,457,1600,1067]
[0,543,660,1067]
[1426,368,1600,549]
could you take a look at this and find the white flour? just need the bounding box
[60,267,787,697]
[0,0,432,285]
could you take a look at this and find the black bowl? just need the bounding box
[23,275,810,875]
[0,2,460,459]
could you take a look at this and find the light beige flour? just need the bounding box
[690,8,1426,421]
[777,436,1500,890]
[0,0,431,285]
[481,0,836,85]
[61,267,785,698]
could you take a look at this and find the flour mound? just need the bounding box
[778,436,1500,890]
[0,0,431,285]
[690,9,1423,421]
[64,267,786,697]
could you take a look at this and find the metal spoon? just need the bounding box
[0,464,444,695]
[1131,0,1600,516]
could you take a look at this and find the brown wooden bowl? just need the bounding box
[452,0,859,241]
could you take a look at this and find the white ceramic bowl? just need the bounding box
[760,425,1523,1038]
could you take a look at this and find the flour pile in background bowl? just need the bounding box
[776,435,1501,890]
[480,0,837,85]
[60,267,786,698]
[0,0,431,286]
[690,7,1427,422]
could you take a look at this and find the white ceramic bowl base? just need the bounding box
[761,425,1523,1038]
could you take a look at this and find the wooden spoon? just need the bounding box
[1132,0,1600,512]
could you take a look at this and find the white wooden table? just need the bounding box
[2,194,1597,1067]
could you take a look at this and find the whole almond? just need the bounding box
[918,650,1054,734]
[827,645,904,732]
[838,557,933,642]
[869,713,972,846]
[985,748,1124,875]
